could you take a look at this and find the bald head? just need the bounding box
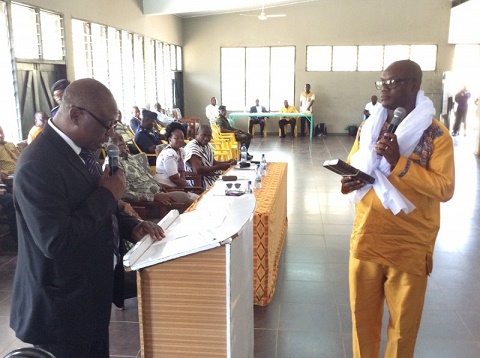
[54,78,117,150]
[381,60,422,113]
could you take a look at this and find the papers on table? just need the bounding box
[124,194,256,270]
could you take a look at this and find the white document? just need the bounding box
[123,194,256,271]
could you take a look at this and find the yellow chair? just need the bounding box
[211,123,239,159]
[278,117,298,137]
[210,139,233,161]
[248,116,268,137]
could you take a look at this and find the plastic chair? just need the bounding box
[211,123,239,159]
[4,347,56,358]
[248,116,267,137]
[131,140,157,174]
[210,138,233,161]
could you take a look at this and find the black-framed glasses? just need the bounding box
[374,78,415,90]
[75,106,115,131]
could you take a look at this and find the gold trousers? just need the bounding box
[349,255,428,358]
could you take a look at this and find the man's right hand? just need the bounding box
[99,165,126,200]
[340,176,365,194]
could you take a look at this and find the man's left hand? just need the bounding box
[132,220,165,242]
[374,133,400,168]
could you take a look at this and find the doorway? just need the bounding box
[16,62,66,139]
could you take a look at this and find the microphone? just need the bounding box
[386,107,406,134]
[106,144,119,176]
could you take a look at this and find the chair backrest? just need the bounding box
[132,153,150,172]
[172,108,182,119]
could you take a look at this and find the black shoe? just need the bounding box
[451,131,458,136]
[280,133,286,138]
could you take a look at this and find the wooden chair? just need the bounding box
[179,172,204,194]
[248,116,268,137]
[181,116,200,138]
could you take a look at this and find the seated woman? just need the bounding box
[155,122,192,188]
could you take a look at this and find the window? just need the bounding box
[221,46,295,111]
[39,10,64,60]
[71,19,181,116]
[306,46,331,71]
[358,46,383,71]
[0,1,18,141]
[332,46,357,71]
[133,34,145,107]
[307,44,437,71]
[11,3,39,59]
[91,23,109,86]
[11,3,64,61]
[72,19,93,79]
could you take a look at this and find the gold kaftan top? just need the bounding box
[347,118,455,276]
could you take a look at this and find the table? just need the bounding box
[187,162,288,306]
[228,112,314,140]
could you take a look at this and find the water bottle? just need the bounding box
[247,180,253,194]
[240,143,247,163]
[254,164,262,190]
[260,153,267,176]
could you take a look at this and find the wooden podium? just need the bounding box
[124,195,255,357]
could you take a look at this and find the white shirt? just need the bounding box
[205,104,219,121]
[364,101,382,116]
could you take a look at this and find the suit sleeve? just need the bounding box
[14,159,119,259]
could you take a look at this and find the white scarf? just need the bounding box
[349,90,435,214]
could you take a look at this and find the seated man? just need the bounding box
[153,102,188,132]
[216,105,253,159]
[129,106,141,133]
[279,100,298,137]
[109,132,196,212]
[27,111,48,144]
[184,124,236,189]
[113,110,133,142]
[0,125,20,178]
[134,109,164,166]
[249,98,267,135]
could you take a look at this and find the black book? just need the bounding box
[323,159,375,184]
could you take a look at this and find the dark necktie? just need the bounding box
[79,149,120,258]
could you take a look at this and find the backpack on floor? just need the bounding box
[314,123,327,136]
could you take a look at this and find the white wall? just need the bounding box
[182,0,454,133]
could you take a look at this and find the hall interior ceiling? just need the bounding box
[142,0,318,17]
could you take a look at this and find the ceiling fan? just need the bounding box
[240,5,287,21]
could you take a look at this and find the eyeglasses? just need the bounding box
[226,183,241,189]
[75,106,115,131]
[374,78,415,90]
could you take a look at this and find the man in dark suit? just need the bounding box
[249,98,267,135]
[134,109,164,166]
[10,78,164,358]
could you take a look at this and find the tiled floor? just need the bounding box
[1,133,479,357]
